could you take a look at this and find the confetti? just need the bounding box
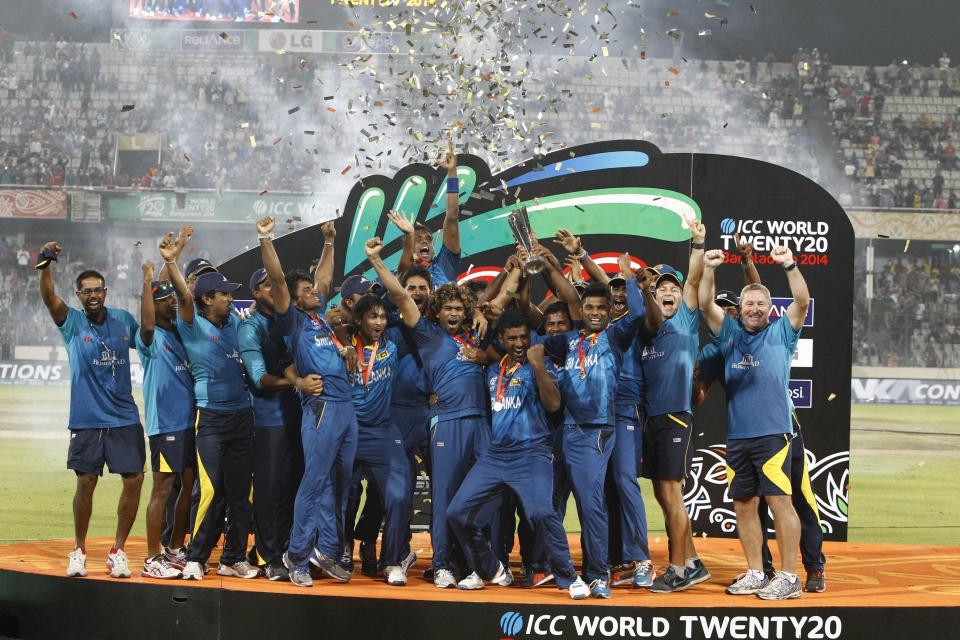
[667,66,680,76]
[288,106,301,115]
[259,190,268,196]
[904,239,911,252]
[698,29,712,37]
[183,153,191,162]
[248,135,257,148]
[68,10,78,19]
[120,104,135,112]
[219,32,229,40]
[827,393,837,401]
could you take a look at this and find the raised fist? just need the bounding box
[256,216,276,235]
[704,249,725,269]
[365,236,384,258]
[689,219,706,244]
[770,245,794,265]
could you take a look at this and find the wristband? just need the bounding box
[258,233,274,240]
[691,241,705,250]
[446,177,459,194]
[575,250,588,260]
[163,260,176,265]
[34,247,59,270]
[324,241,334,246]
[784,261,797,271]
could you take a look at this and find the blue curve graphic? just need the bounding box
[501,151,650,189]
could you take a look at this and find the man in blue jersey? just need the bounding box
[639,220,711,594]
[159,232,259,581]
[446,308,590,599]
[699,246,810,600]
[696,293,826,594]
[238,262,305,582]
[391,136,462,286]
[137,262,195,580]
[540,269,652,599]
[377,234,490,588]
[257,216,359,588]
[38,241,144,579]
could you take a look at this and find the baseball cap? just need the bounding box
[248,268,268,293]
[654,264,684,287]
[151,280,175,301]
[341,274,380,299]
[715,289,740,308]
[184,258,217,279]
[608,275,627,288]
[194,272,241,299]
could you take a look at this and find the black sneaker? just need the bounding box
[264,557,289,582]
[338,543,354,574]
[685,559,712,586]
[311,548,352,582]
[422,566,435,582]
[360,541,379,577]
[805,569,826,593]
[648,566,692,593]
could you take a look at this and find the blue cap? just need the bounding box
[653,264,684,287]
[150,280,175,301]
[716,289,740,307]
[184,258,217,279]
[340,274,379,300]
[194,272,241,299]
[249,268,268,293]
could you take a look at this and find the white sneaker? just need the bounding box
[142,555,181,579]
[434,568,457,588]
[107,548,131,578]
[457,571,485,590]
[182,561,204,581]
[217,560,260,579]
[66,548,87,577]
[163,546,187,570]
[568,576,590,600]
[400,550,417,573]
[491,562,514,586]
[385,565,407,586]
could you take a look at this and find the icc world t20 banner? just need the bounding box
[221,139,853,540]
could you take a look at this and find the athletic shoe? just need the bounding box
[66,548,87,577]
[107,548,131,578]
[289,566,313,587]
[385,565,407,586]
[805,569,826,593]
[217,560,260,579]
[491,562,514,587]
[730,569,777,584]
[458,571,485,590]
[338,543,355,574]
[264,557,289,582]
[726,571,769,595]
[163,546,187,570]
[310,548,352,582]
[422,566,435,582]
[523,571,555,588]
[182,561,204,581]
[434,568,457,588]
[589,577,611,599]
[400,550,417,574]
[610,562,636,587]
[686,558,712,586]
[757,573,803,600]
[648,566,691,593]
[632,560,656,588]
[142,555,181,579]
[568,576,590,600]
[360,541,378,577]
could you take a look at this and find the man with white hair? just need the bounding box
[698,245,810,600]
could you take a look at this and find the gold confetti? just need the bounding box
[248,135,257,148]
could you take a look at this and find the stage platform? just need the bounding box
[1,534,958,639]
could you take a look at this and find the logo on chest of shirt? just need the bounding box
[356,364,393,386]
[83,336,92,343]
[313,335,335,348]
[731,354,761,370]
[564,352,599,371]
[497,395,523,411]
[640,344,665,361]
[92,349,126,367]
[210,335,219,342]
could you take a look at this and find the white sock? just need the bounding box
[685,556,700,569]
[781,570,798,583]
[670,564,686,577]
[749,569,766,580]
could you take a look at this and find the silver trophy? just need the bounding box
[507,206,545,274]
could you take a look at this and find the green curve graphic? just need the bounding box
[346,187,386,273]
[459,188,701,256]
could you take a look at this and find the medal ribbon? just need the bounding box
[495,355,521,404]
[352,334,379,389]
[577,330,599,379]
[451,331,478,350]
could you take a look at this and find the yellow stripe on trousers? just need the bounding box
[193,410,216,539]
[761,436,793,495]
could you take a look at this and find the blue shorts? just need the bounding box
[726,434,794,499]
[68,424,146,476]
[148,428,196,474]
